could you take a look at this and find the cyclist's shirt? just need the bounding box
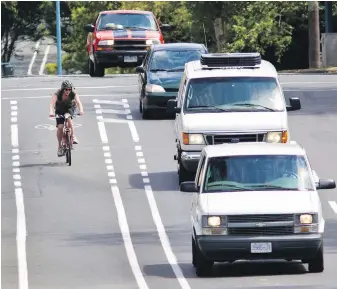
[54,89,76,114]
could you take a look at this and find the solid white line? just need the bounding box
[27,40,41,75]
[15,188,29,289]
[328,201,337,213]
[11,124,19,148]
[100,118,130,124]
[38,44,51,75]
[2,93,138,100]
[97,108,129,115]
[93,99,126,105]
[128,121,139,143]
[97,122,108,144]
[2,85,137,92]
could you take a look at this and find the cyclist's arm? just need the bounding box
[49,94,57,115]
[74,93,84,113]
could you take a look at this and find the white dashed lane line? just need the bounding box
[328,201,337,214]
[122,98,191,289]
[94,101,149,289]
[10,100,29,289]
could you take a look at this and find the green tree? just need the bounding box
[1,1,47,62]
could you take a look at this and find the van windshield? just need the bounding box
[184,77,285,112]
[203,155,314,192]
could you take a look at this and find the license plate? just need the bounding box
[251,242,272,253]
[124,56,137,62]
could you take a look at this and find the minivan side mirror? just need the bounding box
[317,179,336,190]
[135,66,145,73]
[160,24,171,31]
[84,24,95,33]
[180,181,198,192]
[167,99,181,114]
[286,97,301,111]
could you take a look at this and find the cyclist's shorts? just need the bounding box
[55,107,76,127]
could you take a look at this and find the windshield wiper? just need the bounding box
[124,26,151,30]
[249,184,299,190]
[188,105,231,112]
[150,69,168,72]
[233,103,276,111]
[206,183,252,191]
[166,68,184,72]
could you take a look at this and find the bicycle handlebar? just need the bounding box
[50,113,81,119]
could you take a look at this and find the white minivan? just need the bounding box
[167,53,302,184]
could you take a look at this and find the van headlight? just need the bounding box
[294,213,319,233]
[182,133,205,145]
[201,215,228,235]
[265,131,288,143]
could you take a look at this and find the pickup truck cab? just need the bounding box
[84,10,171,77]
[180,142,336,276]
[167,52,302,184]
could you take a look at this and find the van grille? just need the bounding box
[205,133,265,145]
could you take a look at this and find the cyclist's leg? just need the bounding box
[55,112,65,156]
[68,107,78,144]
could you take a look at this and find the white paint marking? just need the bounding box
[328,201,337,213]
[15,188,29,289]
[14,181,22,187]
[139,165,147,170]
[122,99,128,103]
[128,121,139,143]
[2,85,137,92]
[102,146,110,151]
[126,115,133,120]
[137,158,145,164]
[11,105,18,110]
[125,109,131,114]
[136,152,144,157]
[98,108,130,115]
[11,111,18,116]
[13,174,22,180]
[12,155,20,160]
[98,122,108,144]
[38,44,51,75]
[94,104,101,109]
[141,172,148,177]
[11,124,19,147]
[105,159,112,164]
[2,93,139,100]
[106,165,114,170]
[108,171,116,177]
[13,168,20,173]
[10,100,17,105]
[123,103,130,108]
[135,146,142,151]
[97,115,103,121]
[94,103,149,289]
[11,117,18,122]
[104,152,111,157]
[110,186,149,289]
[13,161,20,167]
[109,179,117,184]
[96,109,103,114]
[99,118,130,124]
[143,178,150,183]
[93,99,126,106]
[27,39,41,75]
[12,148,19,153]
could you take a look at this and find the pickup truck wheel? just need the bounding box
[88,59,95,77]
[194,241,213,277]
[308,245,324,273]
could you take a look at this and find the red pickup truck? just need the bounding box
[84,10,171,77]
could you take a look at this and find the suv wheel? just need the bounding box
[308,245,324,273]
[193,237,213,277]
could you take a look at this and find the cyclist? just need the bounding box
[49,80,84,157]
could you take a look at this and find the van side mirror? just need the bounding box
[317,179,336,190]
[167,99,180,114]
[286,97,301,111]
[135,66,145,73]
[180,181,198,192]
[84,24,95,33]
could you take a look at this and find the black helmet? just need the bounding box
[61,80,73,90]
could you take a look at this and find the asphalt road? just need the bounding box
[1,74,337,289]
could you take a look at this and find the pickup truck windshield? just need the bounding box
[98,13,158,31]
[184,77,285,112]
[203,154,314,192]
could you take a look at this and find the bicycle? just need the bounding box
[54,113,80,166]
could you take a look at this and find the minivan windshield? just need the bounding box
[184,77,285,112]
[98,13,158,31]
[203,155,314,192]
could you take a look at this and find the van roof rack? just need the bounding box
[199,52,261,69]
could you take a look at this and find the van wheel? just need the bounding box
[194,239,213,277]
[308,245,324,273]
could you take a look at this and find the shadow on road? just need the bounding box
[19,162,66,168]
[128,171,180,191]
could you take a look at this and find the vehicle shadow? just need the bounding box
[19,162,66,168]
[128,171,180,191]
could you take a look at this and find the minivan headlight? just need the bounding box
[294,213,319,233]
[201,215,227,235]
[265,131,288,143]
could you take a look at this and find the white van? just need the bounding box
[166,53,302,184]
